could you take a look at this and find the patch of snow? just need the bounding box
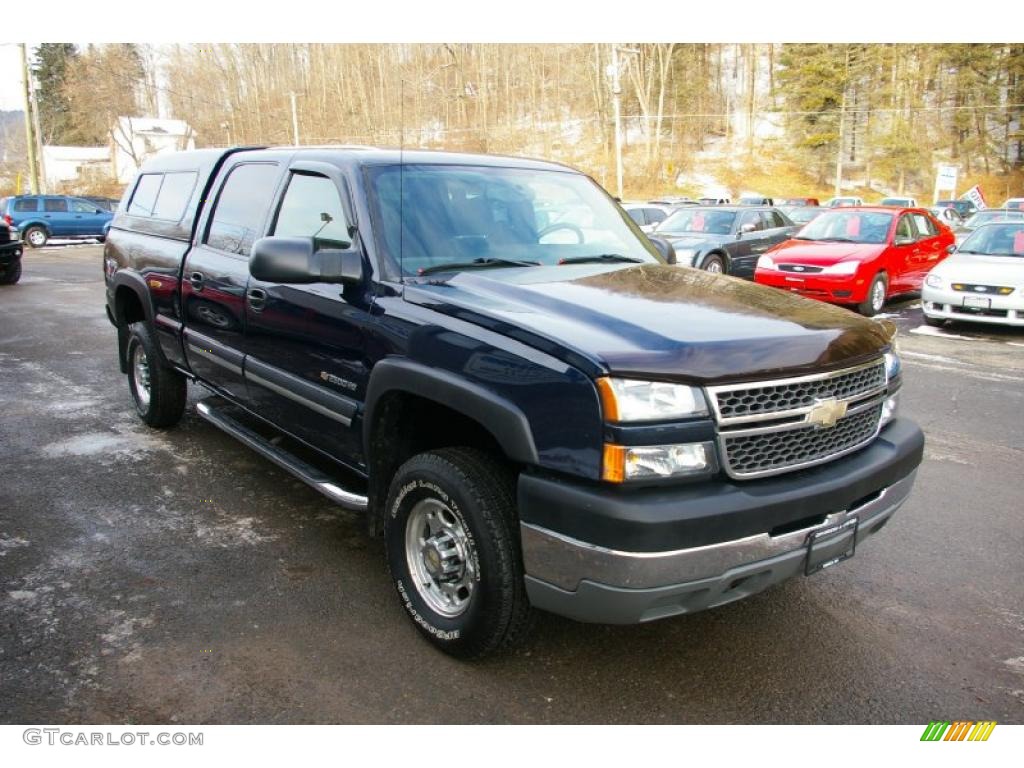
[0,535,30,557]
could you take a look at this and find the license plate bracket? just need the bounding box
[805,516,858,576]
[963,296,991,309]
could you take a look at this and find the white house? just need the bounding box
[41,145,112,189]
[110,117,196,184]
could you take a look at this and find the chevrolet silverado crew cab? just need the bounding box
[104,147,923,658]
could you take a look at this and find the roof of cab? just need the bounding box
[136,145,581,176]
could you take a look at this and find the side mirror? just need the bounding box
[946,244,956,254]
[95,208,103,214]
[648,235,676,265]
[740,222,757,234]
[250,236,363,285]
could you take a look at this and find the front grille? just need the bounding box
[951,283,1012,294]
[779,263,823,273]
[950,306,1010,318]
[710,360,886,422]
[721,403,882,478]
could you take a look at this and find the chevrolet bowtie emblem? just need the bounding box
[807,398,847,428]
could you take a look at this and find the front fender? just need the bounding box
[363,357,540,466]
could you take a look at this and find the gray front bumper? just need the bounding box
[522,470,916,624]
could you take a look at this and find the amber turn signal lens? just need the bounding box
[595,377,619,423]
[602,443,626,483]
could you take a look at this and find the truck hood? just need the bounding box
[767,239,886,265]
[403,264,893,383]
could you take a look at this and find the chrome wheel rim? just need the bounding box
[871,280,885,312]
[404,498,476,617]
[705,259,722,273]
[27,230,45,246]
[131,344,151,409]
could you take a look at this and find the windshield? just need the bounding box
[366,164,659,278]
[963,210,1024,229]
[958,223,1024,257]
[796,210,893,244]
[657,208,736,235]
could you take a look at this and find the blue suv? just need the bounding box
[1,195,115,248]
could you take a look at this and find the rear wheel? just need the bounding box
[23,226,47,248]
[0,259,21,284]
[857,273,888,316]
[700,253,726,274]
[126,322,186,428]
[384,447,532,659]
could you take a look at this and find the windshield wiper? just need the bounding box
[817,237,858,243]
[558,254,645,265]
[417,257,540,276]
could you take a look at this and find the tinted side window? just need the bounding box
[273,173,351,249]
[152,172,198,221]
[206,164,280,255]
[626,209,645,226]
[14,198,38,212]
[44,198,68,213]
[128,174,163,217]
[71,198,97,213]
[647,208,667,224]
[739,210,763,231]
[762,210,785,228]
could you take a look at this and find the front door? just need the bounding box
[69,197,107,237]
[181,161,283,403]
[731,209,767,277]
[243,164,370,470]
[887,213,917,293]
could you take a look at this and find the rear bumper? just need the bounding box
[519,418,923,624]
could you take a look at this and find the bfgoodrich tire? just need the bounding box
[384,447,532,659]
[126,322,187,428]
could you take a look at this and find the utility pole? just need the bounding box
[29,71,46,193]
[610,46,624,200]
[607,45,639,200]
[19,43,40,194]
[289,92,300,146]
[834,47,850,199]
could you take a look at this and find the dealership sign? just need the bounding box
[961,184,988,210]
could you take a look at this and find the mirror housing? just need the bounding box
[250,236,363,285]
[647,235,676,265]
[739,222,757,234]
[946,243,956,254]
[894,236,914,246]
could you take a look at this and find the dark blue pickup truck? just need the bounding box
[104,147,923,658]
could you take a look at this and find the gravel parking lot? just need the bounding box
[1,245,1022,724]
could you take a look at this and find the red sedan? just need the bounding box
[754,206,954,316]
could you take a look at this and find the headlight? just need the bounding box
[603,442,713,482]
[757,255,775,270]
[925,274,944,288]
[821,260,859,275]
[597,377,708,422]
[884,351,901,382]
[674,248,697,265]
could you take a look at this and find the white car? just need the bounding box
[825,196,863,207]
[622,203,673,233]
[922,222,1024,328]
[879,197,918,207]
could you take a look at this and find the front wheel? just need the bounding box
[126,322,187,428]
[384,447,532,659]
[700,253,726,274]
[857,273,888,316]
[23,226,48,248]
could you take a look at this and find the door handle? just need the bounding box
[189,271,205,291]
[247,288,267,311]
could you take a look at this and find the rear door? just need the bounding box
[42,197,73,236]
[243,162,368,467]
[909,211,947,286]
[181,160,284,403]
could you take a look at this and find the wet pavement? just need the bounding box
[1,245,1021,724]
